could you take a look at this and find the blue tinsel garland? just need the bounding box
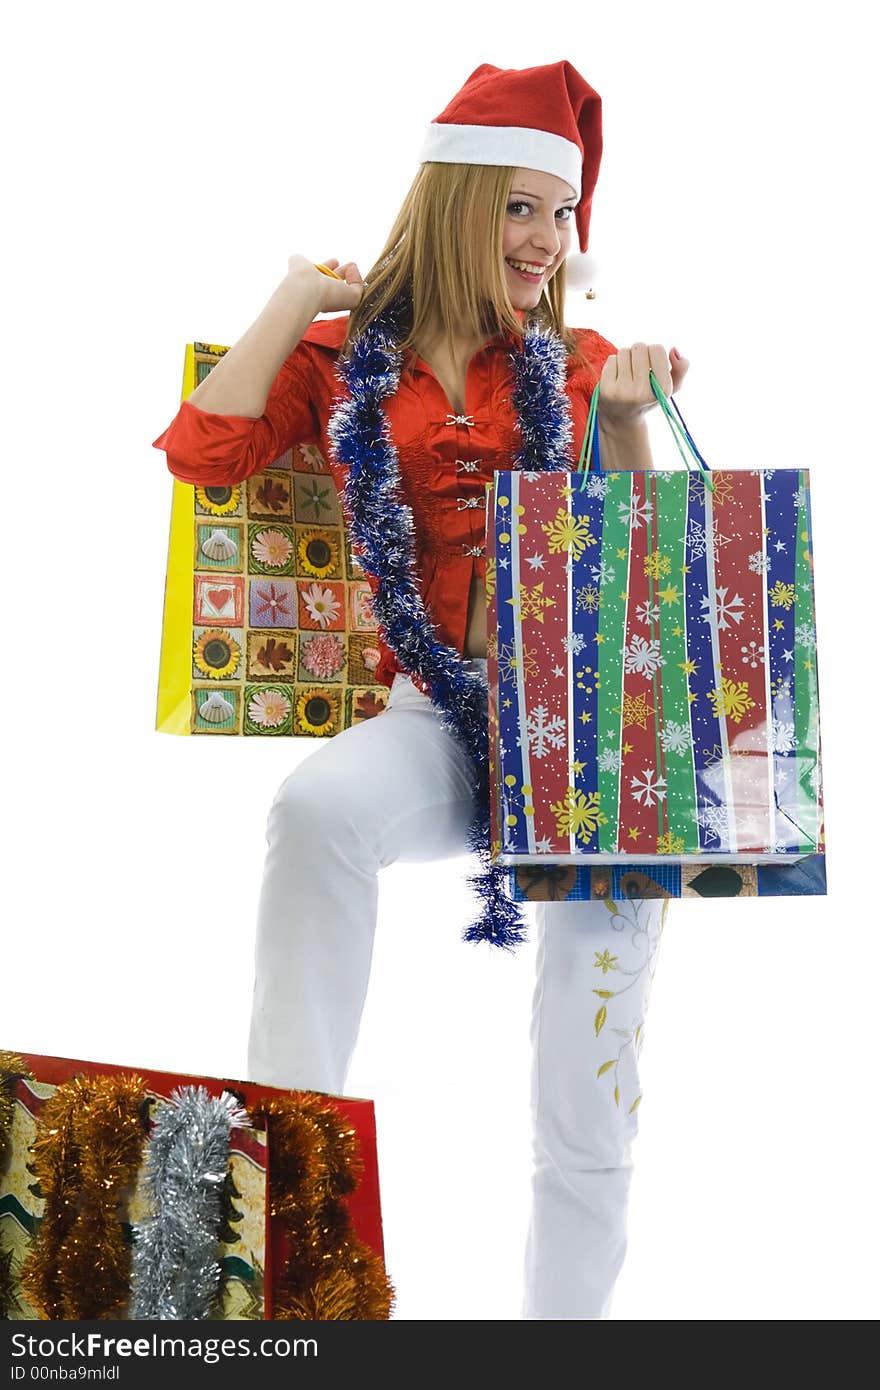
[326,297,574,949]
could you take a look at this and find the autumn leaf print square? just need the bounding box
[195,522,243,572]
[247,630,297,681]
[348,581,377,631]
[193,574,245,626]
[294,474,340,525]
[297,580,345,632]
[345,542,367,581]
[347,687,389,725]
[249,579,298,630]
[246,471,293,520]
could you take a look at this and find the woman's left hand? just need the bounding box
[598,343,690,432]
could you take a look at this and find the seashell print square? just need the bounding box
[192,684,240,733]
[195,523,243,572]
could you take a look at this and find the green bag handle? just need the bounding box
[576,369,715,493]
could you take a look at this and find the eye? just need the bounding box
[507,200,532,217]
[556,206,575,222]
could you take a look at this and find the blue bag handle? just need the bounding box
[577,368,715,493]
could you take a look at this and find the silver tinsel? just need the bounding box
[128,1086,250,1320]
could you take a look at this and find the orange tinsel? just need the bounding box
[258,1092,394,1321]
[21,1072,148,1319]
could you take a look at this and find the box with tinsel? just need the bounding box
[0,1050,393,1320]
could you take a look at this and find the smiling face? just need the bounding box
[502,167,578,309]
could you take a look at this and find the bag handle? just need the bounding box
[576,369,715,493]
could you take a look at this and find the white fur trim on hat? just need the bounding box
[419,122,582,196]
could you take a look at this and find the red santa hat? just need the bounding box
[418,60,603,253]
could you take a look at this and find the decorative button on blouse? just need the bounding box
[152,311,617,690]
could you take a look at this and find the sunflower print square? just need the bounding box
[295,527,343,580]
[246,471,293,520]
[193,628,243,681]
[297,580,345,632]
[192,684,239,733]
[249,578,298,629]
[347,633,383,686]
[244,684,294,736]
[348,581,378,632]
[247,630,297,681]
[194,483,243,518]
[347,687,389,724]
[293,687,342,737]
[195,523,243,572]
[294,474,340,525]
[248,523,296,577]
[194,574,245,627]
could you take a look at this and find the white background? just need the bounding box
[3,0,877,1320]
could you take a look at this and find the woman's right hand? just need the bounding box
[286,253,366,313]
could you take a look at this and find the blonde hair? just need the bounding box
[341,162,589,370]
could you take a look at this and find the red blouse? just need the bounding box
[152,312,617,690]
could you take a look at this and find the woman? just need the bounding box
[153,60,690,1319]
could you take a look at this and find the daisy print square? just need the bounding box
[194,574,245,626]
[249,578,298,629]
[298,631,346,684]
[294,474,340,525]
[243,684,294,736]
[195,523,243,572]
[246,471,293,520]
[297,580,345,632]
[295,527,343,581]
[248,523,296,576]
[349,581,377,632]
[293,443,332,474]
[247,630,297,681]
[269,446,294,471]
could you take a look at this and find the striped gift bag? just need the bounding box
[487,373,826,902]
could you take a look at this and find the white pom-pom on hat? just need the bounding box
[563,252,598,291]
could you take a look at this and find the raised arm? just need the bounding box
[186,256,363,416]
[152,255,364,485]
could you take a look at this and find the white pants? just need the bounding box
[247,661,668,1320]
